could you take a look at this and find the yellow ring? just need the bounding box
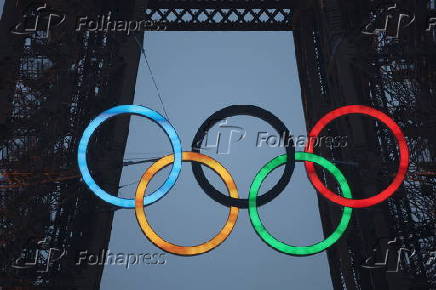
[135,152,239,256]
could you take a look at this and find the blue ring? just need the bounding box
[77,105,182,208]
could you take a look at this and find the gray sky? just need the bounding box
[100,31,334,290]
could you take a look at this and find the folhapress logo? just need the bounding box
[11,237,66,273]
[194,119,247,155]
[361,237,416,273]
[362,4,415,38]
[11,2,66,37]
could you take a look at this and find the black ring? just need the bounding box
[191,105,295,208]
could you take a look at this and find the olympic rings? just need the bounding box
[135,152,239,256]
[78,104,409,256]
[304,105,410,208]
[249,152,352,255]
[77,105,182,208]
[191,105,295,208]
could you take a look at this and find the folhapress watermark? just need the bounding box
[11,2,166,37]
[76,12,166,35]
[361,3,436,38]
[11,237,66,273]
[256,132,348,149]
[192,119,349,155]
[194,119,246,155]
[11,2,66,37]
[10,236,166,272]
[76,249,167,269]
[361,237,436,273]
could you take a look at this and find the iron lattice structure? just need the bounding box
[144,0,313,30]
[294,0,436,289]
[368,31,436,289]
[0,0,143,288]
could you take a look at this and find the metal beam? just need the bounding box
[145,8,294,30]
[143,0,315,30]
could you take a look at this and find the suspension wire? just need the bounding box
[133,35,171,121]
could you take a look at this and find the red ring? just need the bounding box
[304,105,409,208]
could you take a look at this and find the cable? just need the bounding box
[133,35,170,121]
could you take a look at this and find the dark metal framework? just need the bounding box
[0,0,142,288]
[368,30,436,289]
[294,0,436,289]
[144,0,309,30]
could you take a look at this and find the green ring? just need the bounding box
[248,152,353,255]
